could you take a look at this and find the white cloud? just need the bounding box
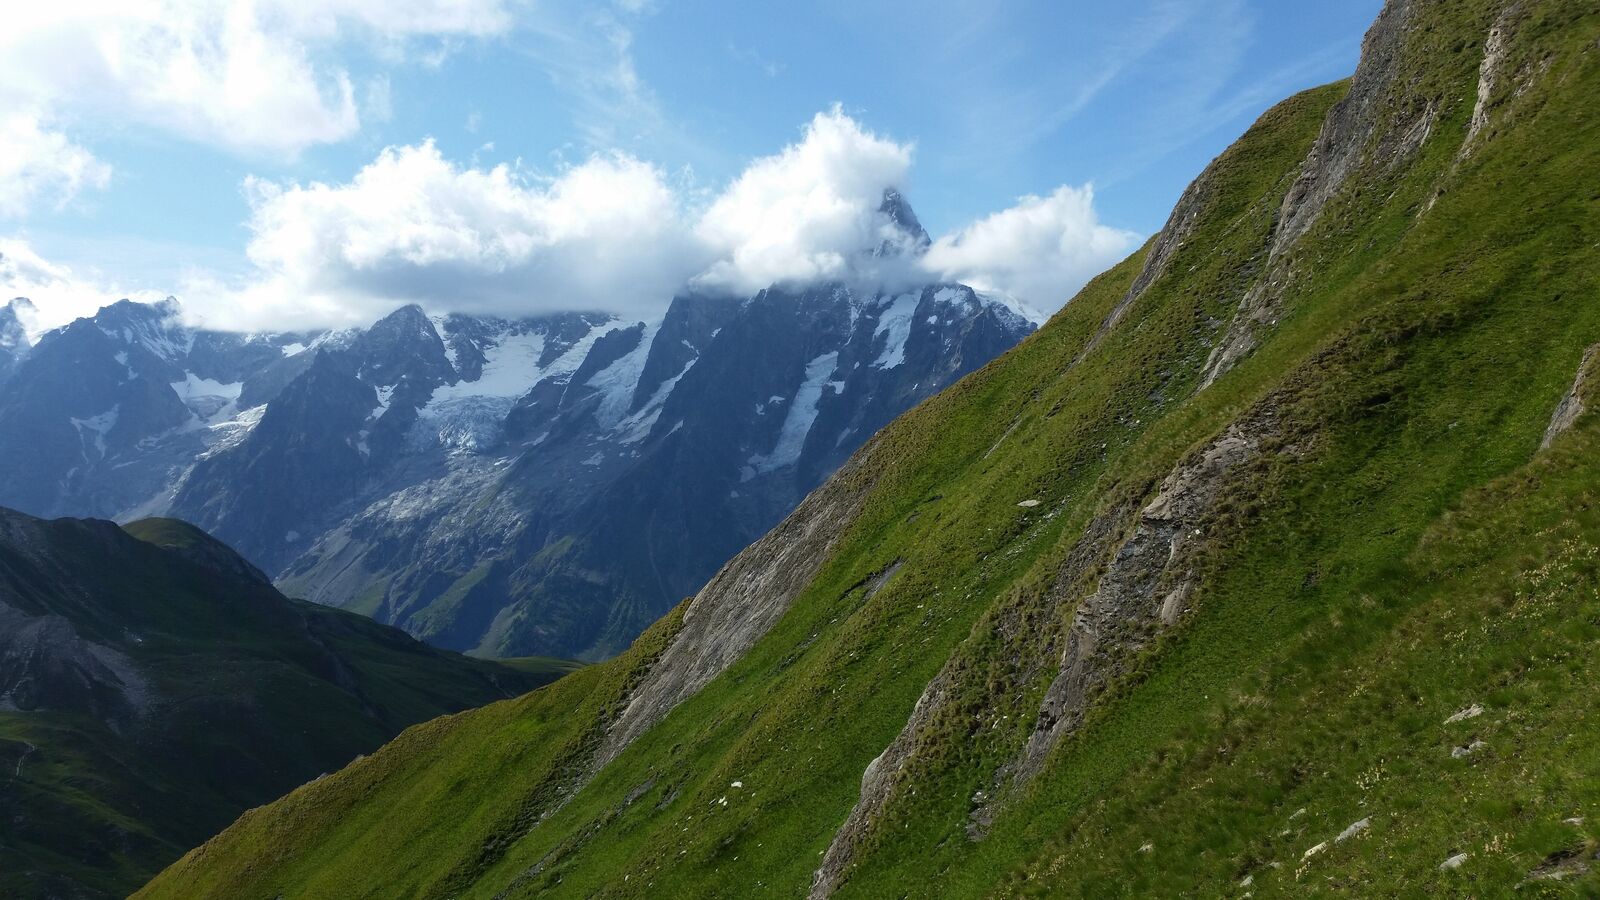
[193,140,702,330]
[0,112,112,219]
[5,107,1139,333]
[0,239,161,338]
[693,107,915,295]
[201,107,929,328]
[277,0,513,36]
[921,185,1140,315]
[0,0,513,158]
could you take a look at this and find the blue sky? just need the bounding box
[0,0,1381,333]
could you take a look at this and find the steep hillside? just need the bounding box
[140,0,1600,895]
[0,509,569,899]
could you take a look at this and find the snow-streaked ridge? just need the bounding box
[589,321,661,430]
[872,292,922,369]
[746,350,840,477]
[974,289,1046,326]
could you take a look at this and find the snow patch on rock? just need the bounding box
[170,373,245,424]
[70,407,120,458]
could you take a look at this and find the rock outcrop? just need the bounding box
[594,447,883,771]
[811,404,1287,896]
[1542,344,1600,448]
[1198,0,1431,389]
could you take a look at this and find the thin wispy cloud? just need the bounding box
[1089,15,1363,192]
[727,44,784,79]
[956,1,1249,175]
[512,3,675,153]
[1200,38,1365,132]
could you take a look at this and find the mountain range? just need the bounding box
[0,194,1035,660]
[136,0,1600,894]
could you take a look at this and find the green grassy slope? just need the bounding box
[140,0,1600,895]
[0,512,572,898]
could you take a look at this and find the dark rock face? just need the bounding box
[174,352,378,573]
[0,318,190,516]
[350,303,454,388]
[876,188,932,256]
[633,292,743,416]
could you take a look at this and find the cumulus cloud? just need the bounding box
[182,108,927,329]
[192,141,704,329]
[0,0,513,157]
[0,112,112,218]
[921,185,1141,315]
[693,108,915,295]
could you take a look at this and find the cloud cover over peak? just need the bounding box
[923,184,1140,314]
[691,108,917,295]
